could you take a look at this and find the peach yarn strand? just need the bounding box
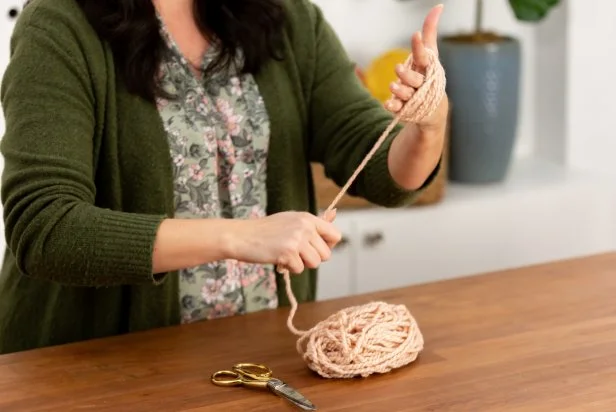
[279,49,446,379]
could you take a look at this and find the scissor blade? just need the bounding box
[267,378,317,410]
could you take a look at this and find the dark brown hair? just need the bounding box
[73,0,287,101]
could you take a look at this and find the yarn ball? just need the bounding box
[295,301,424,379]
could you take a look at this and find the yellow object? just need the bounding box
[364,48,411,103]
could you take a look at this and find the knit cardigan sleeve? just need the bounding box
[303,2,441,207]
[0,14,167,287]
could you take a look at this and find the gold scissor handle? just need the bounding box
[211,363,272,389]
[211,370,245,387]
[233,363,273,380]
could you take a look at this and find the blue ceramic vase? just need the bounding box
[438,36,521,183]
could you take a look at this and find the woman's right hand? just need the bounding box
[226,210,341,274]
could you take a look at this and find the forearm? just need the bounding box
[152,218,236,274]
[388,99,448,190]
[7,200,240,286]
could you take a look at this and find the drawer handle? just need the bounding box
[334,236,350,250]
[363,232,384,247]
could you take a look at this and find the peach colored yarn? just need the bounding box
[279,48,446,379]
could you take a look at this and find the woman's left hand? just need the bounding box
[385,4,448,132]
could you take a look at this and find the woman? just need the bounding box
[0,0,448,354]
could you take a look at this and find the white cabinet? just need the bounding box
[315,214,356,300]
[315,158,616,301]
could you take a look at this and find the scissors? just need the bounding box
[211,363,317,410]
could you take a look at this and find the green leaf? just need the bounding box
[509,0,560,22]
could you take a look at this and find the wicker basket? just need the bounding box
[311,111,450,210]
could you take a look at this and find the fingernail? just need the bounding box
[395,63,404,73]
[391,82,399,90]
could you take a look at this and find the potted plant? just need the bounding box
[433,0,560,183]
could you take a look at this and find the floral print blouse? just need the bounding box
[155,22,278,323]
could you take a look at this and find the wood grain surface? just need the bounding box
[1,253,616,411]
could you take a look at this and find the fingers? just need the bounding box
[314,216,342,246]
[409,4,444,75]
[385,98,403,113]
[279,212,341,274]
[301,222,337,269]
[385,1,443,121]
[411,31,429,72]
[301,214,339,269]
[385,58,425,113]
[299,237,329,270]
[422,4,444,53]
[310,233,332,261]
[320,210,340,249]
[299,242,321,270]
[384,30,428,117]
[279,235,333,273]
[284,233,334,273]
[278,253,305,274]
[322,208,337,223]
[396,63,425,88]
[390,82,414,102]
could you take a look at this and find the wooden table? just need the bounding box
[2,253,616,411]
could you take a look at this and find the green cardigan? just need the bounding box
[0,0,437,354]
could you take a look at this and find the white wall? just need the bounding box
[312,0,537,158]
[565,0,616,177]
[534,0,616,178]
[534,1,567,164]
[0,3,21,261]
[0,3,21,133]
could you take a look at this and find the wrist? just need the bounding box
[396,122,442,157]
[416,95,449,135]
[416,120,446,138]
[388,123,444,190]
[215,218,249,262]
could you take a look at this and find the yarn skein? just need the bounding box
[280,48,446,379]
